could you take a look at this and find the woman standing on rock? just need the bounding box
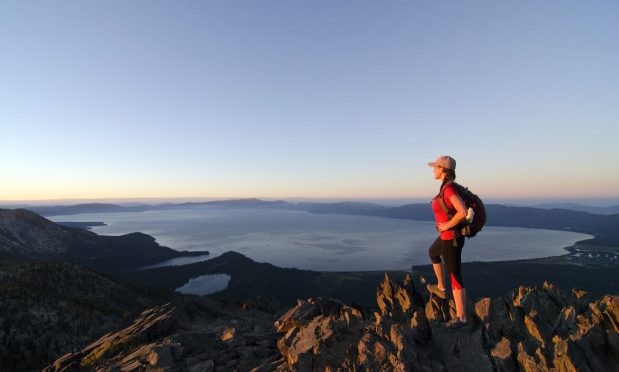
[426,155,469,330]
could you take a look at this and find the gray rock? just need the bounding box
[188,359,214,372]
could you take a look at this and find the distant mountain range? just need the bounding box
[19,197,619,217]
[23,202,149,216]
[529,202,619,215]
[22,197,619,245]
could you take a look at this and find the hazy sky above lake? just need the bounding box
[1,1,618,203]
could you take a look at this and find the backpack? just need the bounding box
[439,182,486,238]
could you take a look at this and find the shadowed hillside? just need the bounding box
[0,262,169,371]
[119,251,618,310]
[0,208,208,272]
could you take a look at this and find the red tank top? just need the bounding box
[431,183,460,240]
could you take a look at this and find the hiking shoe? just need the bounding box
[427,284,448,299]
[444,318,471,332]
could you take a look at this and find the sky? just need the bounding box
[1,1,618,205]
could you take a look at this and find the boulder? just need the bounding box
[274,297,364,370]
[432,326,494,372]
[490,337,515,372]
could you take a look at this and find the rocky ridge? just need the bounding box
[46,296,280,372]
[47,273,618,371]
[0,209,72,257]
[270,274,618,371]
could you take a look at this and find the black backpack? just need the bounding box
[439,182,486,238]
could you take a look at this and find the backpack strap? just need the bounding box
[438,181,459,246]
[438,181,454,219]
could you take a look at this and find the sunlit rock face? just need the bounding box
[44,297,281,372]
[271,275,619,372]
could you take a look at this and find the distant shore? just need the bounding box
[55,221,107,230]
[407,240,619,300]
[507,240,619,267]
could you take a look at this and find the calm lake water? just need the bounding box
[50,207,592,272]
[176,274,231,295]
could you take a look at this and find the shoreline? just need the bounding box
[515,240,619,267]
[55,221,107,230]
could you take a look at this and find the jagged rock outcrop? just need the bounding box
[46,303,181,371]
[45,297,279,371]
[45,273,618,371]
[272,297,364,371]
[270,275,619,371]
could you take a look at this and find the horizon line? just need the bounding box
[2,195,619,207]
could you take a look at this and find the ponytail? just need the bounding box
[440,168,457,191]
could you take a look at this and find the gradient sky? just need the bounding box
[1,1,618,203]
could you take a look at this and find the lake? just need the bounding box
[49,207,592,271]
[176,274,231,295]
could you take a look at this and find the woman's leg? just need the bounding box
[428,237,446,290]
[442,237,466,319]
[453,288,467,320]
[432,263,446,290]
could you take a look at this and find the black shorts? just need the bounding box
[428,236,465,289]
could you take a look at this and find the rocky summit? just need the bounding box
[47,274,618,371]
